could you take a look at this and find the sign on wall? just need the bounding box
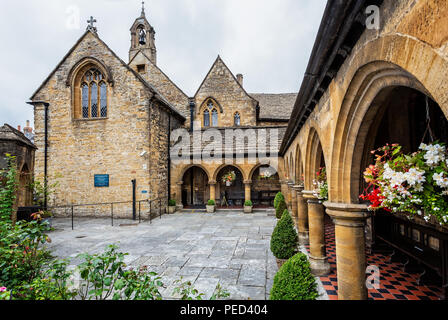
[94,174,110,187]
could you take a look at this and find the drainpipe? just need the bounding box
[189,99,195,133]
[167,113,171,203]
[27,101,49,210]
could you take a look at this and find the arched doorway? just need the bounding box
[181,166,209,208]
[216,166,244,208]
[357,86,448,298]
[250,165,281,207]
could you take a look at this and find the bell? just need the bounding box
[139,29,146,45]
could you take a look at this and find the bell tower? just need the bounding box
[129,1,157,65]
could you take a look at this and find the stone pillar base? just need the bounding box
[309,255,331,276]
[298,231,309,245]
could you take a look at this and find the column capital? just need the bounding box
[287,181,294,187]
[176,181,184,186]
[208,180,217,185]
[243,180,253,185]
[302,190,317,200]
[324,202,370,227]
[293,185,304,191]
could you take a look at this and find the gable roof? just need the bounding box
[30,30,185,121]
[193,55,257,104]
[0,124,36,149]
[250,93,298,121]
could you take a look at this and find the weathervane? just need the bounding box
[86,16,97,33]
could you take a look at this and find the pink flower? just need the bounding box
[0,287,7,292]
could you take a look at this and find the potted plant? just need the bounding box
[222,171,236,187]
[360,143,448,226]
[244,200,253,214]
[312,167,328,203]
[168,199,177,214]
[206,200,216,213]
[270,209,298,268]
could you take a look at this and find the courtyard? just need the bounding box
[45,210,326,300]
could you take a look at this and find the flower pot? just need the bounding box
[168,206,176,214]
[206,205,215,213]
[276,258,288,269]
[226,181,232,187]
[244,206,253,214]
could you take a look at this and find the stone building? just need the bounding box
[29,6,296,214]
[0,124,36,211]
[280,0,448,300]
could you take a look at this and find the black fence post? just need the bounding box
[138,201,141,224]
[71,206,74,230]
[111,203,114,227]
[149,200,152,224]
[132,179,137,221]
[159,199,162,219]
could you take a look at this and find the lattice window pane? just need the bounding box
[82,84,89,118]
[234,113,241,126]
[91,83,98,118]
[212,109,218,126]
[204,110,210,127]
[100,82,107,117]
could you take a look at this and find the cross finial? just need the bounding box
[86,16,97,33]
[141,1,145,16]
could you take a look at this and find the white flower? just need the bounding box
[405,168,426,186]
[417,210,423,216]
[424,215,431,222]
[413,184,424,192]
[419,143,428,151]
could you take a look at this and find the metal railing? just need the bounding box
[48,198,167,230]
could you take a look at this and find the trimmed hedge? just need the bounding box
[273,192,285,209]
[168,199,176,206]
[244,200,253,207]
[270,210,298,259]
[275,198,287,219]
[270,253,318,300]
[207,200,215,206]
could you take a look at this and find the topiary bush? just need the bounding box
[168,199,176,207]
[273,192,285,209]
[270,210,298,259]
[207,200,215,206]
[270,253,318,300]
[244,200,253,207]
[275,198,287,219]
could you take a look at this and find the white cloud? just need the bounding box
[0,0,326,129]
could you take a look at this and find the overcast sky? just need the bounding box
[0,0,327,129]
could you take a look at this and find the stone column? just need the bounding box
[291,185,300,224]
[296,186,309,245]
[287,182,294,211]
[209,180,217,202]
[303,190,330,276]
[280,180,289,202]
[176,181,183,209]
[325,202,370,300]
[244,180,252,203]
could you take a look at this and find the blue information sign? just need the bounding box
[94,174,109,187]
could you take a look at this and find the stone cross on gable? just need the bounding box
[86,16,97,33]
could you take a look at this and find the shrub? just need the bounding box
[270,253,318,300]
[270,210,297,259]
[168,199,176,207]
[273,192,284,209]
[207,200,215,206]
[275,198,287,219]
[244,200,253,207]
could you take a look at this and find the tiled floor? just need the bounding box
[306,218,444,300]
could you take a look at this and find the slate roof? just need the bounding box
[0,124,36,149]
[171,126,287,155]
[250,93,297,121]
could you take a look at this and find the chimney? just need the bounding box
[24,120,33,134]
[17,125,21,132]
[236,74,244,87]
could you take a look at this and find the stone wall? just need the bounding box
[32,31,174,217]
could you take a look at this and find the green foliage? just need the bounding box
[173,278,230,300]
[207,200,215,206]
[168,199,176,207]
[244,200,253,207]
[270,253,318,300]
[275,198,287,219]
[0,287,10,300]
[273,192,285,209]
[270,210,298,259]
[0,154,17,221]
[29,175,61,207]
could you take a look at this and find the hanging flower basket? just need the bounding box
[312,167,328,201]
[222,171,236,186]
[360,143,448,226]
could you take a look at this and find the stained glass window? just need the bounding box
[100,82,107,118]
[91,83,98,118]
[234,112,241,126]
[79,68,107,119]
[82,84,89,118]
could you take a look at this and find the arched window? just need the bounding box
[76,67,107,119]
[202,99,219,127]
[234,112,241,126]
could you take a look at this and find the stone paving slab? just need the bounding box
[45,211,282,300]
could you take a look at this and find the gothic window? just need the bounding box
[202,99,219,128]
[76,67,108,119]
[234,112,241,126]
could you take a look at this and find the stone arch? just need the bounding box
[295,144,304,185]
[212,163,248,181]
[248,163,279,181]
[198,97,224,114]
[179,164,211,183]
[180,165,210,207]
[304,127,327,191]
[331,60,445,203]
[66,56,114,87]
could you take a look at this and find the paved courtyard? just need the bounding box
[46,210,285,300]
